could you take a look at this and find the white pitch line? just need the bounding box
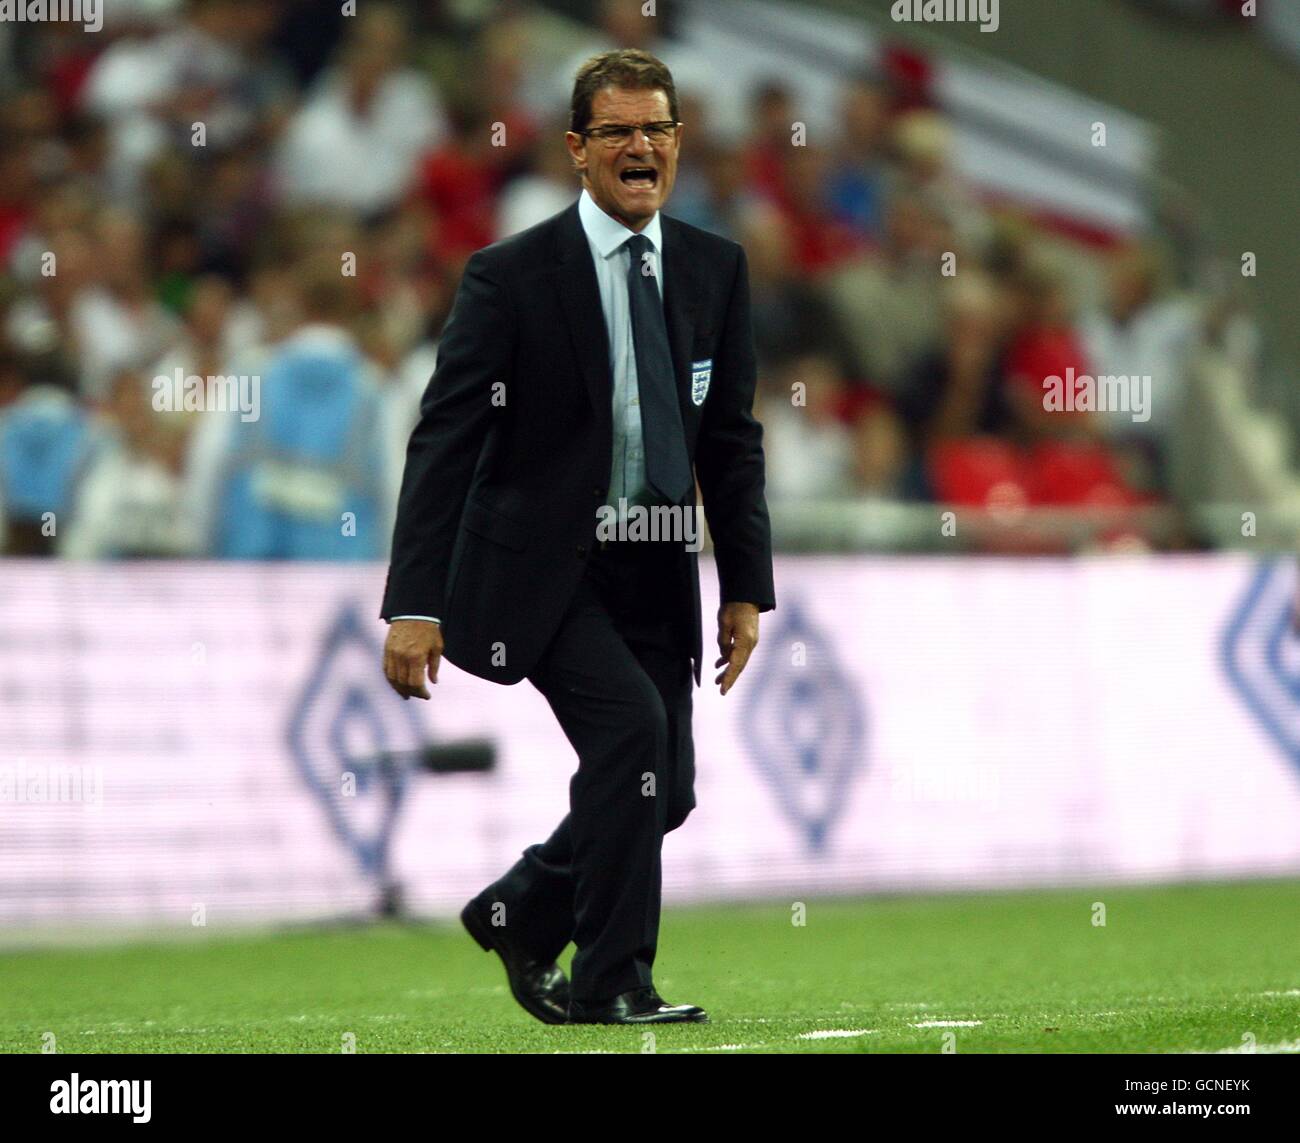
[798,1029,878,1040]
[910,1020,983,1028]
[1211,1040,1300,1055]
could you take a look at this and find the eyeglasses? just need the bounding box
[577,121,681,146]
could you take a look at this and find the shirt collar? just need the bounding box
[578,187,663,261]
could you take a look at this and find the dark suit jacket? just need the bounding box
[380,198,775,686]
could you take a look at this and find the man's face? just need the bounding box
[566,86,681,232]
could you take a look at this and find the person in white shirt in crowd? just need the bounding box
[891,110,992,261]
[72,207,181,403]
[149,273,264,394]
[1080,243,1202,487]
[757,353,858,502]
[274,3,447,217]
[61,367,201,558]
[80,0,293,204]
[6,210,179,406]
[4,226,95,391]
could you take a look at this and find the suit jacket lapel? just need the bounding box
[555,201,613,426]
[661,215,700,418]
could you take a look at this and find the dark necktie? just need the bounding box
[624,233,692,505]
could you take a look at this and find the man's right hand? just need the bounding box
[383,619,444,700]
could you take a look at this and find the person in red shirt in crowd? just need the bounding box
[742,84,871,275]
[744,81,796,207]
[1001,263,1096,442]
[1000,263,1143,511]
[415,82,539,271]
[773,143,873,276]
[414,100,500,271]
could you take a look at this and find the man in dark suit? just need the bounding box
[380,49,775,1025]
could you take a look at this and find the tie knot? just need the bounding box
[625,234,658,283]
[624,234,655,266]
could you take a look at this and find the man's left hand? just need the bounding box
[714,602,760,695]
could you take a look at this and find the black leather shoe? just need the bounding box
[568,986,708,1024]
[460,898,570,1025]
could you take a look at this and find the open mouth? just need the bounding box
[619,167,658,190]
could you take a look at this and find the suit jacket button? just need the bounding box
[576,545,587,557]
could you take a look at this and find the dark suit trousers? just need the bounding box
[473,537,696,1004]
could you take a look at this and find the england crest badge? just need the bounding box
[691,359,712,406]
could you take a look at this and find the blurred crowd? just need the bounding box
[0,0,1262,558]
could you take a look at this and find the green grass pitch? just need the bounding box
[3,880,1298,1053]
